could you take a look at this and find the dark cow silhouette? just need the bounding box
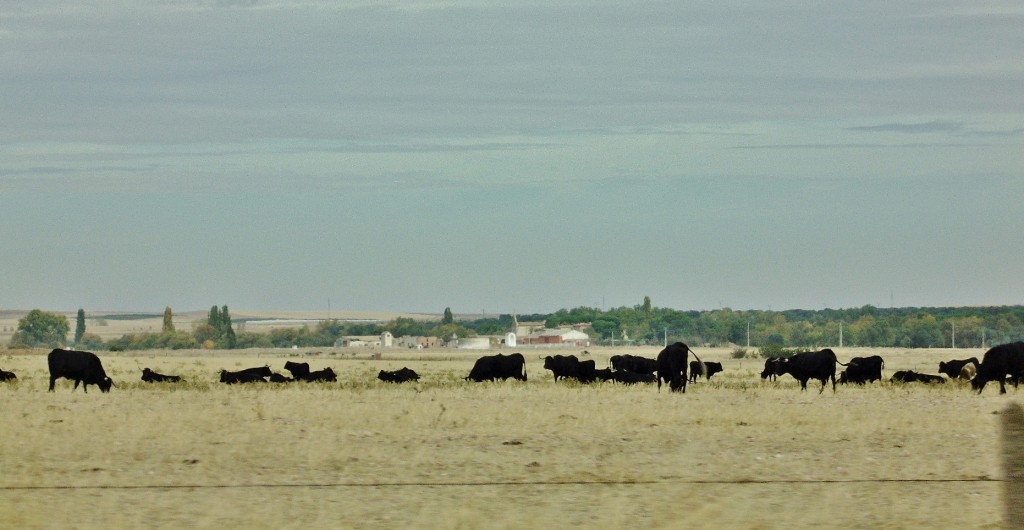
[543,355,596,383]
[466,353,527,382]
[284,361,311,380]
[47,348,113,393]
[777,349,848,393]
[609,354,658,375]
[688,361,723,382]
[891,370,946,384]
[378,367,420,383]
[656,342,702,393]
[268,372,293,383]
[760,358,785,381]
[0,369,16,382]
[303,367,337,382]
[838,355,885,385]
[594,368,655,385]
[220,366,272,384]
[972,342,1024,394]
[141,368,182,383]
[938,357,981,380]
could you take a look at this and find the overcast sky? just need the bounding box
[2,1,1022,315]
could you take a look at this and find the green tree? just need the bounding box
[220,305,236,349]
[442,307,454,325]
[11,309,70,348]
[208,306,221,330]
[162,306,175,333]
[74,308,86,346]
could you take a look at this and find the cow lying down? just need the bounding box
[141,368,182,383]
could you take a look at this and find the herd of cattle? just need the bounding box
[3,342,1024,395]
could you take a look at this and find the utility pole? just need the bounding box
[951,321,956,349]
[839,321,843,348]
[746,321,750,348]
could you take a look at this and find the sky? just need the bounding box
[1,1,1022,315]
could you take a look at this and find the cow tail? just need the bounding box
[832,350,849,366]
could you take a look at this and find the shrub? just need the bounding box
[730,348,748,359]
[758,344,798,359]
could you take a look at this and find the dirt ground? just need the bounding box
[0,346,1015,528]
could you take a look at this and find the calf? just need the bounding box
[378,367,420,383]
[938,357,980,380]
[890,370,945,384]
[268,372,293,383]
[688,361,723,382]
[0,369,16,382]
[760,358,785,381]
[141,368,182,383]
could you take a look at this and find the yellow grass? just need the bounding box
[0,346,1012,528]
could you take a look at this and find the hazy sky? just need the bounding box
[2,1,1022,314]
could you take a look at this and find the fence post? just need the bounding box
[1003,403,1024,528]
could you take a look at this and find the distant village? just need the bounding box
[336,316,590,350]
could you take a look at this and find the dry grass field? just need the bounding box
[0,345,1015,528]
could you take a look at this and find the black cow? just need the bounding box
[656,342,701,393]
[938,357,981,380]
[972,342,1024,394]
[141,368,182,383]
[688,361,723,383]
[268,372,293,383]
[0,369,16,382]
[220,366,272,384]
[284,361,311,380]
[466,353,527,382]
[303,367,337,382]
[777,349,848,393]
[47,348,113,393]
[609,354,658,375]
[891,370,946,384]
[594,368,655,385]
[838,355,885,385]
[378,367,420,383]
[543,355,595,383]
[760,358,785,381]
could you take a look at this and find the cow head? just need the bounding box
[98,377,113,393]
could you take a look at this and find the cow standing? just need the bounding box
[938,357,980,380]
[610,354,658,375]
[688,361,723,383]
[656,342,702,393]
[47,348,113,393]
[777,348,847,394]
[466,353,527,382]
[972,342,1024,394]
[543,355,596,383]
[838,355,885,385]
[760,358,785,381]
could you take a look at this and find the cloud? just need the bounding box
[846,121,966,134]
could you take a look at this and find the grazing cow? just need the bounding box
[760,358,786,381]
[777,349,848,393]
[141,368,182,383]
[688,361,723,383]
[543,355,595,383]
[268,372,293,383]
[959,363,977,381]
[284,361,311,380]
[972,342,1024,394]
[0,369,16,382]
[838,355,885,385]
[938,357,981,380]
[303,367,337,382]
[219,366,272,384]
[47,348,113,393]
[891,370,946,384]
[656,342,702,393]
[593,368,655,385]
[378,367,420,383]
[466,353,527,382]
[609,354,658,375]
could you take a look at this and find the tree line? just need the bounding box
[9,301,1024,351]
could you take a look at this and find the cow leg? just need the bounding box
[1000,378,1008,394]
[48,376,56,392]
